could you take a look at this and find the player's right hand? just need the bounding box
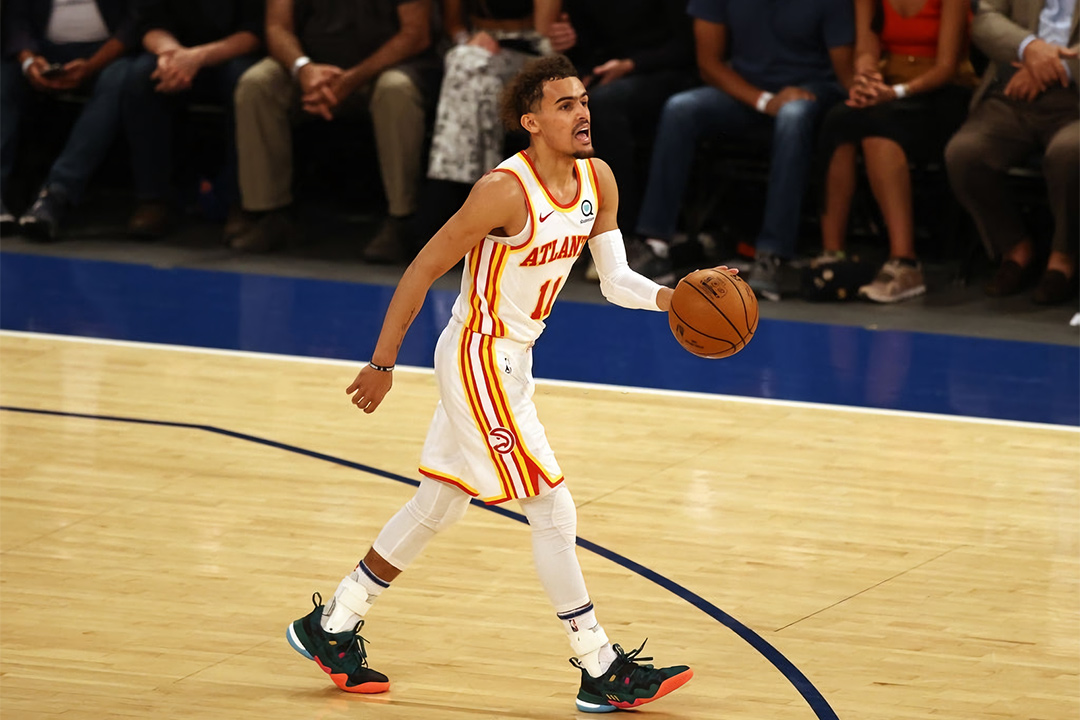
[346,365,393,414]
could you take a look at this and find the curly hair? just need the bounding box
[499,54,579,133]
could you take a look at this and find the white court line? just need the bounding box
[3,329,1077,433]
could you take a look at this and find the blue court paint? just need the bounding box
[2,251,1076,426]
[0,405,839,719]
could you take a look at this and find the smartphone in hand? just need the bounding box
[40,63,66,78]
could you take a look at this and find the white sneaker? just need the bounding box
[858,259,926,303]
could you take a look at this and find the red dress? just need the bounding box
[880,0,944,59]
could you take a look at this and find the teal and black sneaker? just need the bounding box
[286,593,390,694]
[570,640,693,713]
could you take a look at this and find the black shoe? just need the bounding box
[363,216,412,265]
[626,238,675,286]
[222,205,252,244]
[127,201,174,238]
[984,259,1036,297]
[286,593,390,694]
[571,639,693,713]
[1032,269,1078,306]
[230,208,294,253]
[0,200,16,235]
[18,186,70,242]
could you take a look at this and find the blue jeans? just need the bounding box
[0,41,132,205]
[123,52,257,205]
[636,82,845,259]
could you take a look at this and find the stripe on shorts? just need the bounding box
[458,329,518,503]
[475,333,563,497]
[418,466,480,497]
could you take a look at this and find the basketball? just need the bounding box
[668,269,758,359]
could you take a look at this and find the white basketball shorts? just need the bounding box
[419,320,564,504]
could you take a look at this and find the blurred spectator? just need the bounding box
[945,0,1078,306]
[562,0,697,282]
[817,0,977,303]
[1,0,17,233]
[418,0,568,242]
[428,0,565,183]
[2,0,137,241]
[231,0,440,255]
[121,0,263,238]
[633,0,854,298]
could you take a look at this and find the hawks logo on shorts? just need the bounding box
[487,427,517,454]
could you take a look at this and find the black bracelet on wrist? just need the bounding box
[368,361,395,373]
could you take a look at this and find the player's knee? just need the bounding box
[522,485,578,546]
[406,478,471,533]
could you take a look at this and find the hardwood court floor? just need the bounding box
[1,332,1077,719]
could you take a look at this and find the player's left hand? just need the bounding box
[346,365,393,413]
[712,265,739,276]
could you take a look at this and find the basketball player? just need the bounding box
[287,55,724,713]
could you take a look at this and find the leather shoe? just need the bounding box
[127,201,174,238]
[230,209,294,253]
[1032,270,1077,306]
[984,259,1035,297]
[223,205,254,244]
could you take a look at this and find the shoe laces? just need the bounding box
[569,639,657,680]
[311,592,374,668]
[611,639,656,671]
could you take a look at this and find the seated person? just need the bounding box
[418,0,572,248]
[634,0,854,300]
[817,0,976,303]
[231,0,440,257]
[561,0,697,281]
[945,0,1079,306]
[2,0,137,240]
[122,0,264,238]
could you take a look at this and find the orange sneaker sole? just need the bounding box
[610,668,693,710]
[314,657,391,694]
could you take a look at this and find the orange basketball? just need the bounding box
[668,269,758,359]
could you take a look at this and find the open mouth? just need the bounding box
[574,124,590,143]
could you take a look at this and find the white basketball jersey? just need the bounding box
[449,151,600,343]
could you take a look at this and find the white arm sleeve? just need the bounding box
[587,229,664,312]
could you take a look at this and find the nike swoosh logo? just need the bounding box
[539,210,554,222]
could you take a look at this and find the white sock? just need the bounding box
[578,642,618,678]
[320,562,388,633]
[559,604,616,677]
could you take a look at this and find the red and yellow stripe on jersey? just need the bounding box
[450,151,601,345]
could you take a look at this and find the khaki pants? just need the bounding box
[234,57,425,216]
[945,86,1079,257]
